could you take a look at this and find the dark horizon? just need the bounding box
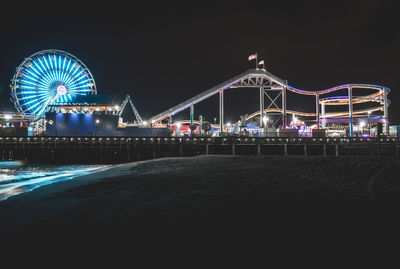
[1,1,399,124]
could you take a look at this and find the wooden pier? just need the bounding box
[0,136,398,164]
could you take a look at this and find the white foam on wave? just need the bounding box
[0,164,112,201]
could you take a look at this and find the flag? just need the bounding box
[248,53,257,61]
[258,60,264,66]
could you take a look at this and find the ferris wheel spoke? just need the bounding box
[63,64,73,82]
[34,97,53,116]
[61,70,69,83]
[32,60,45,75]
[49,65,58,82]
[38,58,48,75]
[30,92,49,99]
[63,68,76,85]
[66,59,75,76]
[40,62,53,82]
[58,55,62,71]
[31,101,46,115]
[20,74,38,84]
[57,69,63,82]
[42,57,53,78]
[48,55,54,70]
[62,56,67,73]
[39,75,52,87]
[59,70,66,84]
[65,58,72,74]
[20,85,36,90]
[66,67,86,86]
[37,79,52,89]
[68,79,91,90]
[16,91,36,95]
[74,70,87,82]
[65,71,77,86]
[33,67,52,85]
[19,92,49,101]
[37,86,50,93]
[18,95,36,101]
[53,54,58,69]
[70,89,92,93]
[21,78,37,87]
[67,75,87,88]
[20,78,38,85]
[74,70,85,81]
[51,60,60,81]
[65,78,78,89]
[24,68,41,80]
[59,70,65,83]
[64,71,77,86]
[22,97,43,107]
[53,68,59,82]
[56,56,61,77]
[43,69,57,84]
[68,65,81,80]
[47,68,56,82]
[40,74,53,87]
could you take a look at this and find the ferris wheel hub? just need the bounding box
[57,85,67,95]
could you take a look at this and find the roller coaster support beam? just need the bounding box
[316,94,320,129]
[282,82,287,128]
[384,87,389,135]
[260,87,264,128]
[190,105,194,126]
[321,102,326,129]
[219,91,224,135]
[348,87,353,137]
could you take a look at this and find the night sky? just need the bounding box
[1,1,399,124]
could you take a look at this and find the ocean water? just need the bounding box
[0,161,111,201]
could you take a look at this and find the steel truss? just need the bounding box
[231,79,287,128]
[119,94,143,125]
[148,69,289,132]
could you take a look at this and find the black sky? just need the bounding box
[1,0,399,124]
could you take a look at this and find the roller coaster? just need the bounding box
[149,68,390,136]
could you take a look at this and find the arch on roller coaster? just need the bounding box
[148,68,390,136]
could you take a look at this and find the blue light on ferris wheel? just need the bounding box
[11,49,97,119]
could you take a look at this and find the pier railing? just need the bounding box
[0,136,398,163]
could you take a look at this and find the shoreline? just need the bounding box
[1,154,398,204]
[0,157,171,203]
[1,155,400,232]
[0,155,218,204]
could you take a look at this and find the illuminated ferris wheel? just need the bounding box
[10,49,97,119]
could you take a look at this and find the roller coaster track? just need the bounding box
[245,106,384,122]
[170,105,384,130]
[148,68,390,125]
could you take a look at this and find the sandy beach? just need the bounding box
[1,154,400,263]
[1,154,400,233]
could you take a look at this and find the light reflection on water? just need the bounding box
[0,161,111,201]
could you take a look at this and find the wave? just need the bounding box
[0,163,111,201]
